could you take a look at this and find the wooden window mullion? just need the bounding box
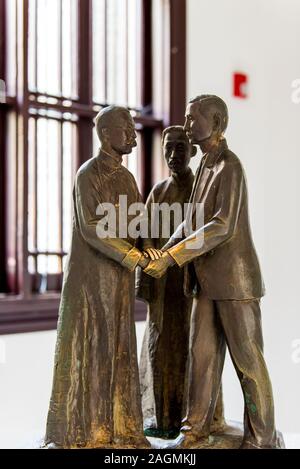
[58,0,63,96]
[0,0,7,292]
[140,0,153,199]
[77,0,93,167]
[0,0,5,77]
[104,0,108,103]
[33,116,38,278]
[58,120,63,276]
[170,0,187,125]
[17,0,31,297]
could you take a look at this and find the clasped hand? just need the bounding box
[140,248,175,279]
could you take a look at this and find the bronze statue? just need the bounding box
[44,106,150,449]
[143,95,283,449]
[136,126,195,439]
[137,126,225,441]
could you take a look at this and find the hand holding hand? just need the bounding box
[138,254,150,269]
[143,248,164,260]
[143,252,175,279]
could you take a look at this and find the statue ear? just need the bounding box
[213,113,221,132]
[101,127,109,141]
[191,145,197,157]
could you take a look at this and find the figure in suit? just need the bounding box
[142,95,279,449]
[137,126,225,439]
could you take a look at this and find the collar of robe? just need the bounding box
[98,148,123,169]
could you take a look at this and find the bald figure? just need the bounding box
[44,106,149,449]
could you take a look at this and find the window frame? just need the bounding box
[0,0,7,295]
[0,0,186,334]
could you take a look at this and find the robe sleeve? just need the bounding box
[75,168,142,272]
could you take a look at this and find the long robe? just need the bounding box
[136,169,194,432]
[45,151,146,448]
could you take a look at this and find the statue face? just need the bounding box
[184,102,213,145]
[164,132,191,174]
[106,112,137,155]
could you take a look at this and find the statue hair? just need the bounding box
[189,94,229,133]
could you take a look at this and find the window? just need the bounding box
[0,0,186,333]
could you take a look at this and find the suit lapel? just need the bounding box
[185,139,228,232]
[190,163,214,222]
[189,163,202,204]
[185,163,202,224]
[193,166,214,204]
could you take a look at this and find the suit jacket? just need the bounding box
[164,139,265,301]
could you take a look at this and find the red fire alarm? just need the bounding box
[233,72,248,98]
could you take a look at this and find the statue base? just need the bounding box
[35,422,285,449]
[148,421,285,449]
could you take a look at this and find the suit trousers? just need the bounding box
[182,291,277,448]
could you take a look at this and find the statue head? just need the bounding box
[184,95,228,148]
[95,105,137,156]
[162,126,197,175]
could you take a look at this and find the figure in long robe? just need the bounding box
[44,106,150,449]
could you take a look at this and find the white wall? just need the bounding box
[187,0,300,433]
